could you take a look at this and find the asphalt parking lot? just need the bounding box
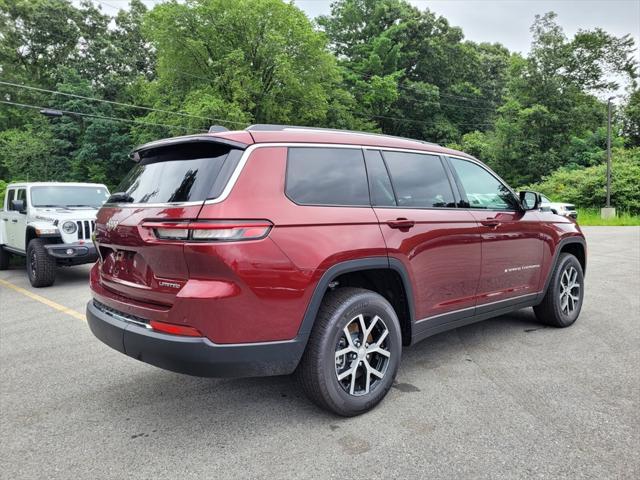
[1,226,638,479]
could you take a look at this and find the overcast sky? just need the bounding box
[98,1,639,56]
[294,0,640,55]
[96,0,639,60]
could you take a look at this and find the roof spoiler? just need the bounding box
[130,134,248,162]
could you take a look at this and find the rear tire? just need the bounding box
[26,239,56,288]
[534,253,584,327]
[0,245,9,270]
[296,287,402,416]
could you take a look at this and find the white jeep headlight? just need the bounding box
[62,221,77,234]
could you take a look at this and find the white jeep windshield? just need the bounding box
[31,186,110,208]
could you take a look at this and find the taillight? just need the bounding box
[149,320,202,337]
[141,220,272,242]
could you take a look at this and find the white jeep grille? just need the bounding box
[76,220,96,240]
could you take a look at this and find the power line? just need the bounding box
[353,71,499,109]
[0,80,248,127]
[0,99,204,132]
[159,64,498,112]
[361,112,494,128]
[132,53,497,111]
[0,82,494,134]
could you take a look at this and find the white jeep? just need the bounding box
[0,182,110,287]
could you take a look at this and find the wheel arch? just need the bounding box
[296,257,415,347]
[539,236,587,301]
[25,225,38,246]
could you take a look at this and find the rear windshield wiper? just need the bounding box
[107,192,134,203]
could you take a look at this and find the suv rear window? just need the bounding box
[111,142,243,204]
[286,147,369,206]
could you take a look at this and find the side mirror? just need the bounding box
[11,199,26,213]
[519,191,541,211]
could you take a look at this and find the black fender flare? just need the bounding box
[295,256,415,344]
[538,236,587,302]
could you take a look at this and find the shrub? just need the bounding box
[526,148,640,214]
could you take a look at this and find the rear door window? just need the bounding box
[364,150,396,207]
[286,147,369,206]
[111,142,243,204]
[381,151,456,208]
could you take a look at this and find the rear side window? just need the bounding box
[286,147,369,206]
[112,142,242,204]
[382,151,456,208]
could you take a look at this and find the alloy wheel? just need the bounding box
[334,313,391,396]
[559,265,580,315]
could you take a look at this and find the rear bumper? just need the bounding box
[45,242,98,263]
[86,300,305,378]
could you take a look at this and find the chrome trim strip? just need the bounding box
[93,302,151,329]
[415,305,476,323]
[104,142,475,209]
[415,292,540,324]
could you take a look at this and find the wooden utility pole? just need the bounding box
[606,97,612,208]
[601,97,616,219]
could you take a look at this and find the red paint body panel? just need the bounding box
[470,210,545,303]
[373,208,481,319]
[90,129,586,350]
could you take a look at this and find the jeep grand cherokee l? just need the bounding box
[87,125,586,416]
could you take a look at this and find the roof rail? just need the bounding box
[245,124,440,146]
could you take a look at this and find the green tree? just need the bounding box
[527,148,640,213]
[471,13,637,185]
[0,122,59,181]
[318,0,510,143]
[138,0,361,130]
[622,89,640,147]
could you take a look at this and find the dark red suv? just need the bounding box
[87,125,586,416]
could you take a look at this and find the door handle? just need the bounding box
[387,218,415,229]
[480,219,500,228]
[2,218,7,221]
[11,219,18,223]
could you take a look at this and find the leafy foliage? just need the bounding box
[0,0,638,212]
[526,148,640,214]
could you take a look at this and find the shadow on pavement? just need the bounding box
[97,307,544,427]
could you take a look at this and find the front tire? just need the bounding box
[534,253,584,327]
[0,245,10,270]
[296,287,402,416]
[26,239,56,287]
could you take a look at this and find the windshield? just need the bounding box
[31,186,110,208]
[111,142,242,204]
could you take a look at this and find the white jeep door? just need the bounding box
[6,188,27,251]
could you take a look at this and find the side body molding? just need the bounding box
[293,235,586,360]
[410,235,587,345]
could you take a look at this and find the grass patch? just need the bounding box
[577,209,640,226]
